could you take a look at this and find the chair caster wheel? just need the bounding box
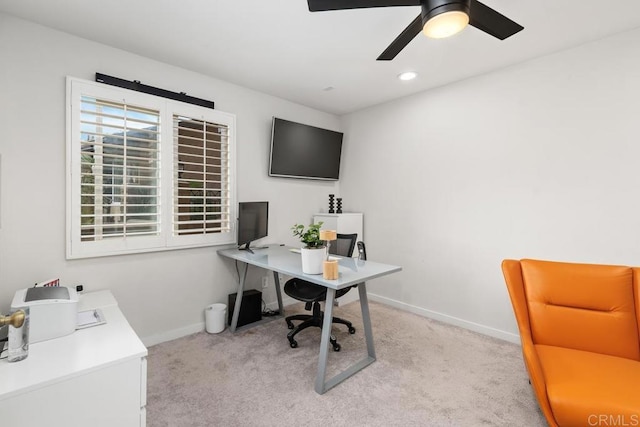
[348,327,356,334]
[289,340,298,348]
[333,343,341,352]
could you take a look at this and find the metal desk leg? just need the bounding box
[315,288,336,394]
[314,282,377,394]
[273,271,284,315]
[359,282,376,359]
[229,262,249,333]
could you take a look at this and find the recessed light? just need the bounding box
[398,71,418,81]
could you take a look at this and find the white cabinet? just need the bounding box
[0,290,148,426]
[313,213,363,256]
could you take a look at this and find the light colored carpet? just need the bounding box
[146,301,546,426]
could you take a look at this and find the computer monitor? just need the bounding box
[237,201,269,253]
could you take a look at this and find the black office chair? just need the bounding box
[284,233,365,351]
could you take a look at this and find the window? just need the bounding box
[173,115,230,236]
[67,77,236,258]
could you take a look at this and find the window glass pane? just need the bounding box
[80,96,160,241]
[174,116,230,235]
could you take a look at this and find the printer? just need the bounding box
[11,286,79,343]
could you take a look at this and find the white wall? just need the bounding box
[341,27,640,342]
[4,12,640,348]
[0,14,341,345]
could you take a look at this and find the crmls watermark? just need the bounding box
[588,414,640,426]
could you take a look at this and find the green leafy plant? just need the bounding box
[292,221,324,248]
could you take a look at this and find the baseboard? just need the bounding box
[335,289,360,305]
[142,292,520,347]
[242,292,520,345]
[264,295,296,311]
[142,322,205,347]
[367,293,521,345]
[143,296,302,347]
[264,289,360,311]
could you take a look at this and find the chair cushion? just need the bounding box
[284,279,327,302]
[537,344,640,426]
[284,278,352,303]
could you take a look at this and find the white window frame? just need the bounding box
[66,77,236,259]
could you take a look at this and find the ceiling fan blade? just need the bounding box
[308,0,420,12]
[377,14,422,61]
[468,0,523,40]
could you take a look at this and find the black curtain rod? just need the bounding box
[95,73,215,109]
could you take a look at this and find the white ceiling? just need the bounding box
[2,0,640,115]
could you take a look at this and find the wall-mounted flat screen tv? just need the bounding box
[269,117,343,181]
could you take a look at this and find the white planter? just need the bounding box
[300,246,326,275]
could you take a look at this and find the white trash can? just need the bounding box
[205,303,227,333]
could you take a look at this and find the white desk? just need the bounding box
[0,290,148,426]
[217,244,401,394]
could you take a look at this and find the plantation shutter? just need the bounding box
[68,77,236,259]
[173,115,232,235]
[79,96,161,241]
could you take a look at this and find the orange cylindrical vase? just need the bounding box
[323,259,339,280]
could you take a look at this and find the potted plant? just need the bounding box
[292,221,325,274]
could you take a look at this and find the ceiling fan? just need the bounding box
[307,0,524,61]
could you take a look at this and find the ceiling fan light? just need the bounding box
[423,10,469,39]
[398,71,418,81]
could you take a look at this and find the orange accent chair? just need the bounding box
[502,259,640,427]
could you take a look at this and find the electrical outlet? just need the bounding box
[261,276,269,289]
